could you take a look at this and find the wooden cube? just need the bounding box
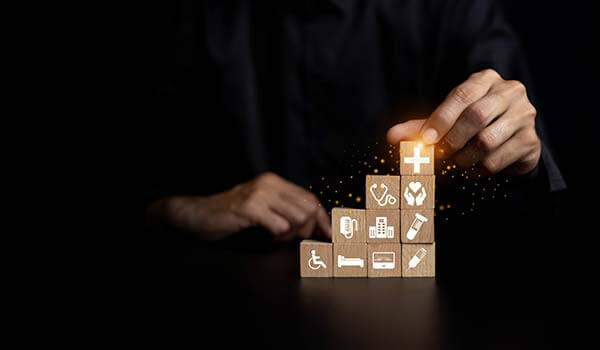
[401,243,435,277]
[400,175,435,209]
[366,209,400,243]
[333,244,368,277]
[400,141,434,175]
[299,240,333,278]
[367,243,402,278]
[400,209,434,243]
[332,208,366,243]
[366,175,400,209]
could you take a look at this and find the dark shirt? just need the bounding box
[147,0,565,274]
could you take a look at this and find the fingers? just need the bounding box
[439,90,510,158]
[479,128,540,175]
[420,69,500,144]
[386,119,427,144]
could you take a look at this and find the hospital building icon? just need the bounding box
[369,216,394,239]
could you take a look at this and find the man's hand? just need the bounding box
[387,69,541,175]
[151,172,331,241]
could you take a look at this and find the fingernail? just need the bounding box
[422,128,438,144]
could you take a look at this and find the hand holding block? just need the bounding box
[402,243,435,277]
[300,240,333,278]
[400,141,434,175]
[333,244,368,277]
[401,209,434,243]
[401,175,435,209]
[332,208,366,243]
[366,209,400,243]
[366,175,400,209]
[368,243,402,278]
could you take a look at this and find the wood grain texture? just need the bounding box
[367,243,402,278]
[333,244,368,277]
[300,240,333,278]
[400,175,435,209]
[400,209,434,243]
[366,175,400,209]
[366,209,400,243]
[400,141,434,175]
[401,243,435,277]
[332,208,366,243]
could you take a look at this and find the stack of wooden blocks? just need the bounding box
[300,142,435,278]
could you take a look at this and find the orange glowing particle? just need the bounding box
[374,169,379,173]
[348,193,353,197]
[380,159,385,164]
[355,196,362,203]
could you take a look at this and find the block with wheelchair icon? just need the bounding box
[365,175,400,209]
[299,240,333,278]
[332,208,366,243]
[400,175,435,209]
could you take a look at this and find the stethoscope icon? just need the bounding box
[369,183,397,206]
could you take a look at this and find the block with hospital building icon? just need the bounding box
[368,243,402,278]
[365,175,400,209]
[366,209,400,244]
[400,209,434,243]
[332,208,366,243]
[400,141,434,175]
[299,240,333,278]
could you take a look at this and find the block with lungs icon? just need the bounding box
[402,243,435,277]
[400,141,434,175]
[332,208,366,243]
[401,175,435,209]
[368,243,402,278]
[366,209,400,243]
[333,244,368,277]
[401,209,434,243]
[300,240,333,278]
[365,175,400,209]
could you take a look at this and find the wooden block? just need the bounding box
[333,244,368,277]
[400,141,434,175]
[367,243,402,278]
[400,209,434,243]
[366,175,400,209]
[299,240,333,278]
[366,209,400,243]
[401,243,435,277]
[332,208,366,243]
[400,175,435,209]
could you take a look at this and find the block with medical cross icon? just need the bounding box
[332,208,366,243]
[366,209,400,243]
[365,175,400,209]
[300,240,333,278]
[400,209,434,243]
[400,141,434,175]
[401,175,435,209]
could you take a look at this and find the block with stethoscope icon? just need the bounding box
[332,208,366,243]
[299,240,333,278]
[366,175,400,209]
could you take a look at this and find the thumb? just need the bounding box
[386,119,427,144]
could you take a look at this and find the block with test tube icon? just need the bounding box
[400,209,434,243]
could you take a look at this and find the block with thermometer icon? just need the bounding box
[401,243,435,277]
[332,208,366,243]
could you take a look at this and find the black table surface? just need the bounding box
[123,231,593,350]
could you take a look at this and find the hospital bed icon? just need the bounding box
[337,255,364,268]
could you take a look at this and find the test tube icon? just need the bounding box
[406,213,429,240]
[408,248,427,269]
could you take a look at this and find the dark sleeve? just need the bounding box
[430,0,566,192]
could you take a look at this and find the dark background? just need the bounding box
[111,2,599,348]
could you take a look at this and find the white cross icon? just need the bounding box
[404,146,430,173]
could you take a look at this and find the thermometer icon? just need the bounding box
[408,248,427,269]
